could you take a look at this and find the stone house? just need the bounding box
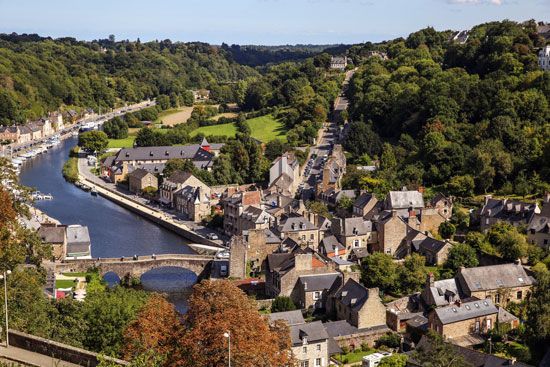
[456,263,534,307]
[297,273,341,310]
[317,145,346,194]
[385,190,424,211]
[0,126,19,143]
[35,118,54,137]
[428,299,498,346]
[405,228,452,265]
[223,190,267,236]
[421,273,462,308]
[318,235,345,258]
[269,312,329,367]
[265,249,338,307]
[37,224,67,260]
[330,278,387,329]
[65,225,91,259]
[128,168,158,194]
[27,122,42,140]
[17,126,32,144]
[527,193,550,249]
[242,228,282,272]
[174,184,212,223]
[375,211,408,256]
[49,112,64,131]
[159,171,207,206]
[353,192,378,218]
[323,321,390,353]
[429,193,453,221]
[66,110,78,123]
[278,215,319,248]
[330,56,348,70]
[479,196,539,233]
[269,152,300,196]
[237,205,274,235]
[331,216,377,255]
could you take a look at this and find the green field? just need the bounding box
[107,136,136,148]
[55,279,76,289]
[191,114,287,142]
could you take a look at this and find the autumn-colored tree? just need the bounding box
[0,187,16,229]
[123,294,181,362]
[175,280,293,367]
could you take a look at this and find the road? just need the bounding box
[298,69,356,200]
[0,345,81,367]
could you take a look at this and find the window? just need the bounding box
[310,233,314,240]
[545,239,549,245]
[517,291,523,300]
[354,239,360,247]
[315,358,322,366]
[303,346,307,353]
[486,318,492,330]
[302,235,306,240]
[300,361,309,367]
[314,291,321,300]
[316,344,321,351]
[475,320,480,332]
[495,294,501,304]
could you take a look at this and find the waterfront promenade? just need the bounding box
[76,158,225,249]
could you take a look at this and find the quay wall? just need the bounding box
[8,329,128,366]
[79,176,223,249]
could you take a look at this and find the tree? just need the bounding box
[163,159,195,178]
[486,222,528,261]
[379,354,407,367]
[103,116,129,139]
[134,127,157,147]
[81,287,150,355]
[413,331,471,367]
[306,201,331,218]
[264,140,287,161]
[123,295,181,362]
[361,253,398,293]
[271,296,296,313]
[444,243,479,274]
[175,280,292,367]
[399,254,429,294]
[337,195,354,212]
[78,131,109,153]
[525,272,550,360]
[438,221,456,239]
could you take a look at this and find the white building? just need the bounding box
[539,45,550,71]
[330,56,348,70]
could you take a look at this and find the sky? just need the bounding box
[0,0,548,45]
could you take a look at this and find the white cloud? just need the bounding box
[448,0,503,5]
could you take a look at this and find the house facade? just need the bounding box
[479,196,539,232]
[539,45,550,71]
[128,168,158,194]
[38,225,67,260]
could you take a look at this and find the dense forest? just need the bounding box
[0,33,258,124]
[344,20,550,197]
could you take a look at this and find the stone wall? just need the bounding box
[333,325,391,350]
[228,236,247,279]
[8,329,128,366]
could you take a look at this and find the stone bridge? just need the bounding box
[52,254,215,279]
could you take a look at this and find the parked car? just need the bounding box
[216,251,230,259]
[206,233,219,240]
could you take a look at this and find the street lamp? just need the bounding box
[0,270,11,348]
[223,331,231,367]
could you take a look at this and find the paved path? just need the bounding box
[0,345,81,367]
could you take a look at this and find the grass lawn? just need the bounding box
[55,279,76,289]
[191,114,287,143]
[62,272,88,277]
[107,136,136,148]
[156,107,194,126]
[333,349,376,365]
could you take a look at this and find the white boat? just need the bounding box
[21,152,34,159]
[42,193,53,200]
[11,158,23,166]
[31,191,43,200]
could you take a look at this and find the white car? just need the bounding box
[206,233,219,240]
[216,251,230,259]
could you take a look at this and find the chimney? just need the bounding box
[303,281,307,290]
[417,186,425,194]
[391,210,397,218]
[484,195,492,205]
[514,258,522,265]
[409,208,416,218]
[545,192,550,204]
[427,273,434,287]
[455,299,461,307]
[459,266,466,273]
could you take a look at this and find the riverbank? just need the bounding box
[75,163,223,250]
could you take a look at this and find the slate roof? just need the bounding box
[298,273,341,292]
[498,307,518,324]
[427,278,462,307]
[480,198,538,223]
[279,215,317,232]
[290,321,328,346]
[342,217,372,236]
[354,192,375,209]
[321,235,344,253]
[334,278,371,311]
[268,310,305,326]
[406,315,428,330]
[458,264,534,292]
[128,168,150,180]
[241,206,273,224]
[114,145,217,163]
[350,247,370,259]
[37,226,66,244]
[387,190,424,209]
[434,299,498,325]
[528,213,550,234]
[66,225,90,245]
[128,163,165,174]
[323,320,358,337]
[418,237,449,254]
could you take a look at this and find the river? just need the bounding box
[18,136,196,312]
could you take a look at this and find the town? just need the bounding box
[0,4,549,367]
